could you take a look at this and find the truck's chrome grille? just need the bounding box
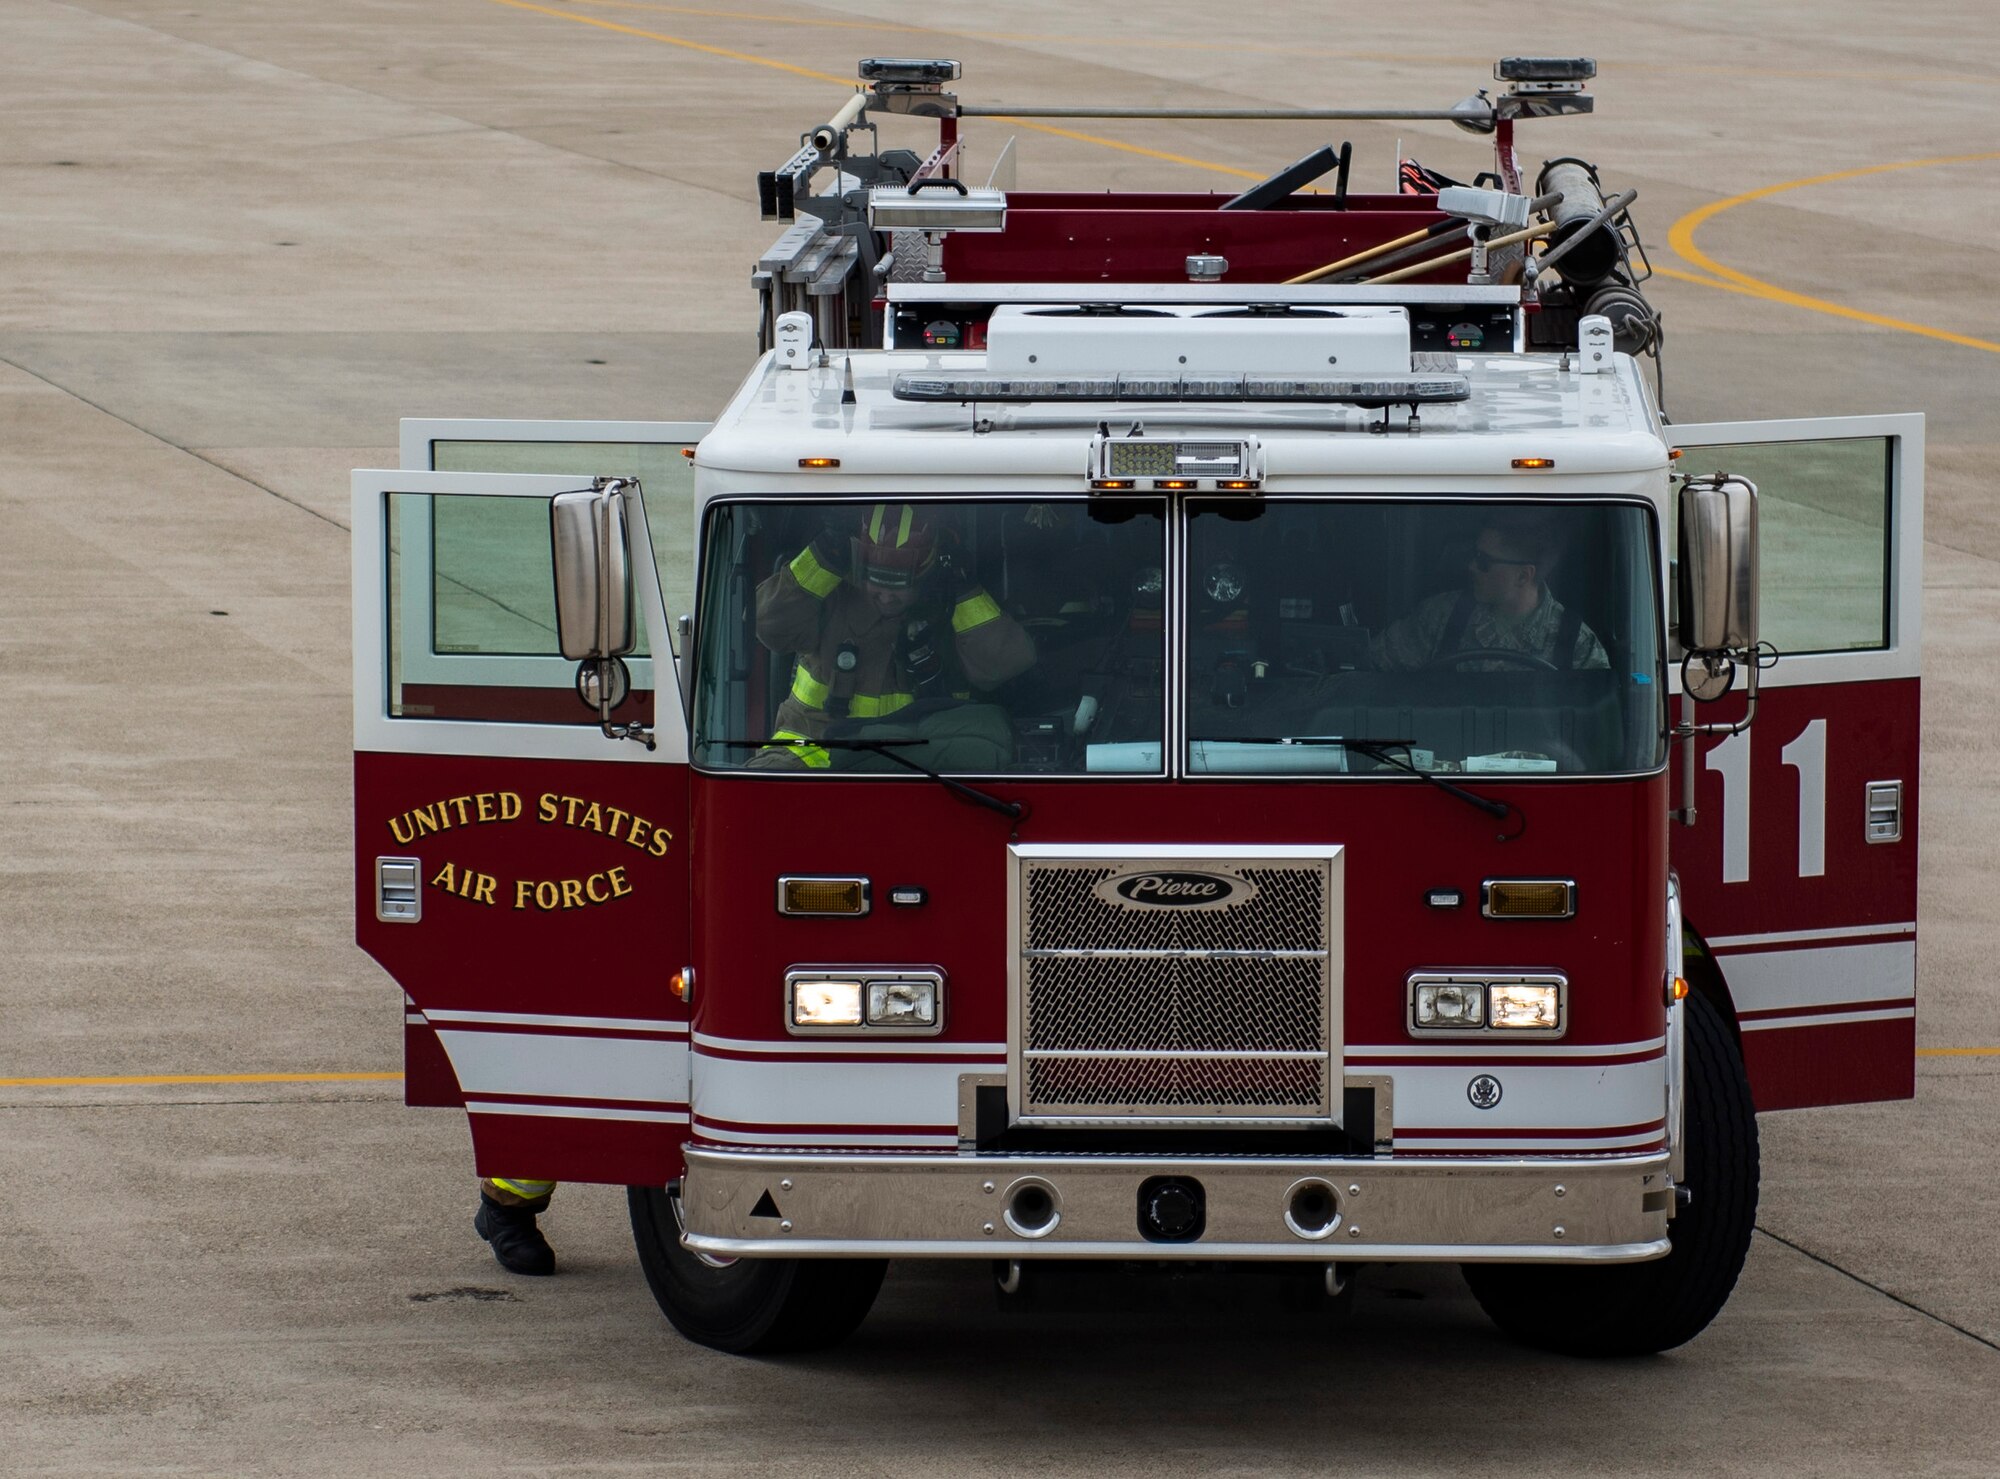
[1017,856,1335,1121]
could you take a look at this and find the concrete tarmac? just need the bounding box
[2,0,1996,1472]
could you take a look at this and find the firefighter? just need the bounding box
[474,1176,557,1276]
[1372,516,1608,672]
[750,503,1036,770]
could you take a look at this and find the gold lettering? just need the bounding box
[410,805,441,839]
[514,879,534,910]
[563,795,586,826]
[580,801,604,834]
[625,817,650,851]
[585,873,611,903]
[430,861,458,893]
[471,872,498,907]
[534,881,561,911]
[500,791,523,822]
[560,878,586,909]
[475,793,497,823]
[608,865,633,899]
[388,814,417,845]
[538,793,559,823]
[447,796,473,827]
[604,805,631,840]
[649,828,673,858]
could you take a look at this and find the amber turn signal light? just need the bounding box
[1481,879,1576,919]
[777,875,871,916]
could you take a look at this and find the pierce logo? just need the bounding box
[1095,869,1256,911]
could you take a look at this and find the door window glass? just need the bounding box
[1678,437,1891,654]
[431,440,696,653]
[387,492,656,726]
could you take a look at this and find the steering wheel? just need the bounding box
[1421,647,1560,673]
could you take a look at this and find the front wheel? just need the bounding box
[1462,990,1759,1356]
[627,1183,887,1354]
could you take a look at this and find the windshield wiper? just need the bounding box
[707,738,1025,820]
[1220,736,1525,841]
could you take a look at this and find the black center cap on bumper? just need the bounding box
[1138,1176,1207,1243]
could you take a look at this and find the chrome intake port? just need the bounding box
[1003,1178,1061,1238]
[1137,1175,1206,1243]
[1283,1178,1343,1240]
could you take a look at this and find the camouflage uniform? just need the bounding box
[1372,586,1608,672]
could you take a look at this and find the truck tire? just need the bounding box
[627,1184,887,1354]
[1461,990,1759,1356]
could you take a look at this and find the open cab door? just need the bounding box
[1667,413,1923,1110]
[353,420,703,1186]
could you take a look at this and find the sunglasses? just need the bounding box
[1470,550,1533,573]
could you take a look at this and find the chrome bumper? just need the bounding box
[680,1147,1675,1263]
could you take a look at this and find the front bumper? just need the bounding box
[680,1147,1675,1263]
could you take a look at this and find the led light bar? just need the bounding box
[1497,57,1596,82]
[859,57,961,84]
[893,372,1469,407]
[1103,439,1253,479]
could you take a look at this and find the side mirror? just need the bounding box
[550,483,636,661]
[550,479,654,750]
[1677,473,1758,659]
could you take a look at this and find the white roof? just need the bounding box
[694,345,1668,491]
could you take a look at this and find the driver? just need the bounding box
[1372,517,1608,672]
[751,503,1035,770]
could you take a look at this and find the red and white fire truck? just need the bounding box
[353,58,1921,1355]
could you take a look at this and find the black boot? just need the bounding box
[475,1193,556,1276]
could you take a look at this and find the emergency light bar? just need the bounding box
[893,373,1468,407]
[1497,57,1596,82]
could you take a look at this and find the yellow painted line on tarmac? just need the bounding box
[486,0,857,85]
[484,0,1266,177]
[1916,1047,2000,1059]
[1668,153,2000,355]
[0,1072,403,1088]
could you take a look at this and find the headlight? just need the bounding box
[1413,982,1486,1027]
[791,978,863,1027]
[1490,982,1561,1030]
[1408,973,1565,1036]
[787,970,945,1035]
[867,978,937,1027]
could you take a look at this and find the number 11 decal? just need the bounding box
[1704,719,1828,884]
[1781,719,1827,879]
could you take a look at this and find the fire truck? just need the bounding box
[352,58,1922,1356]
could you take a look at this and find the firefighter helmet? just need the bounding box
[852,503,938,589]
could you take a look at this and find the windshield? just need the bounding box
[1184,499,1665,776]
[692,496,1663,778]
[694,499,1168,774]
